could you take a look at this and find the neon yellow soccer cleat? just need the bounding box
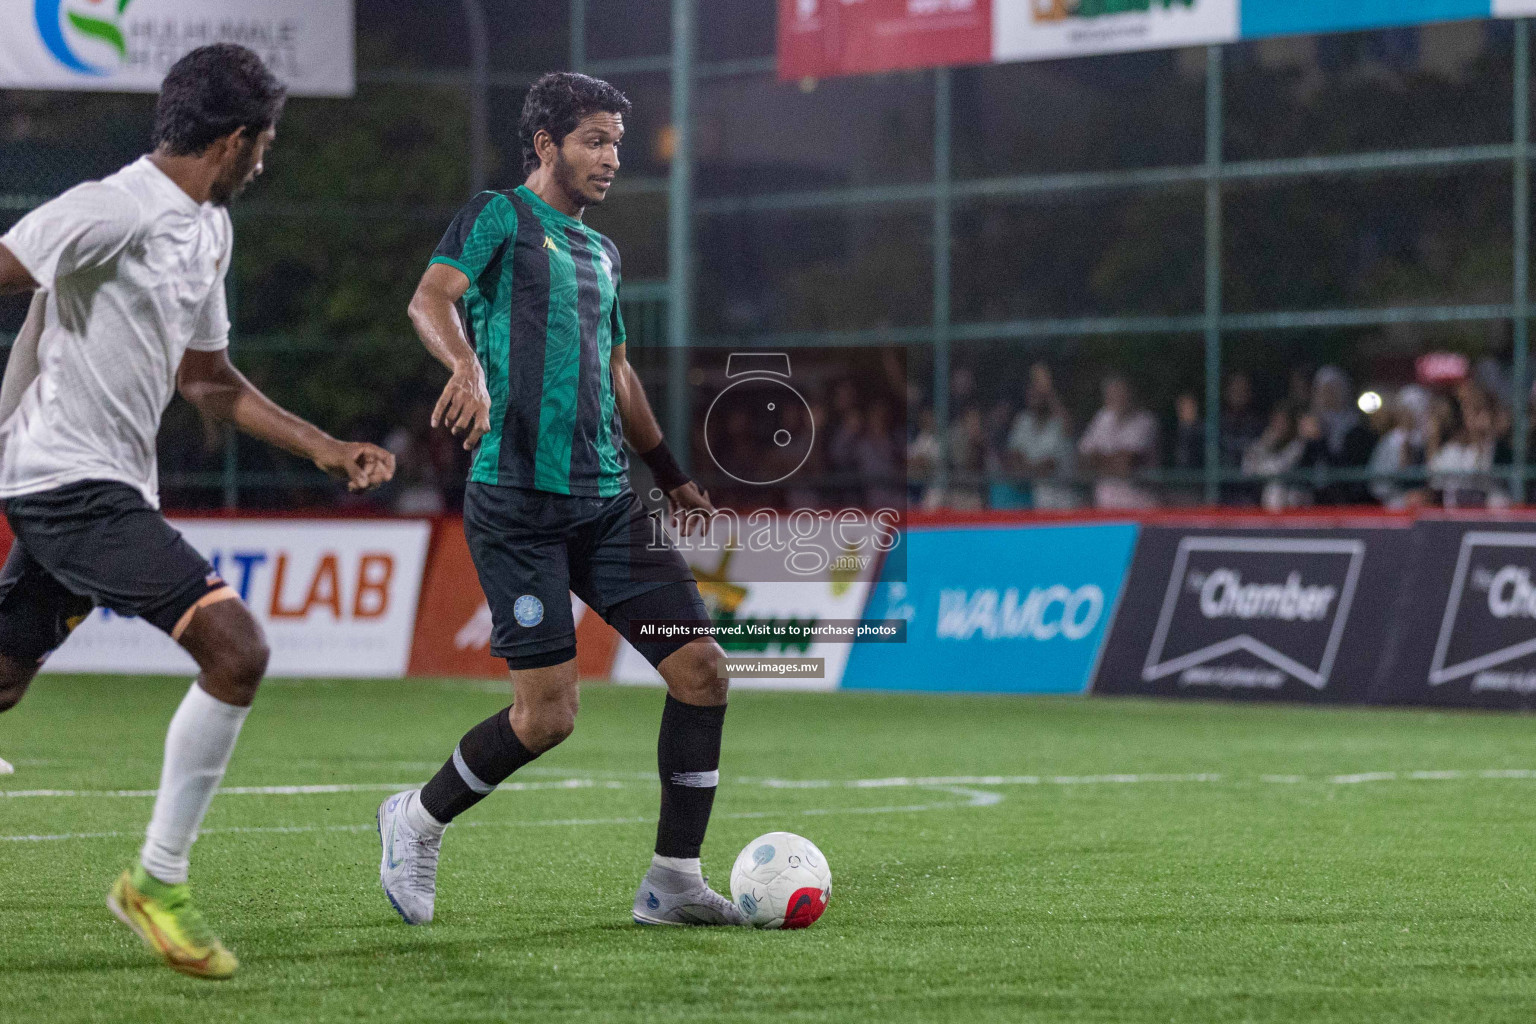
[107,865,238,980]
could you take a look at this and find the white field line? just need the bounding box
[2,769,1532,843]
[0,779,619,799]
[7,768,1536,802]
[0,789,998,843]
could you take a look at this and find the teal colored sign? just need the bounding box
[843,524,1139,694]
[1242,0,1492,39]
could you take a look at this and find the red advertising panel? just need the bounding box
[778,0,992,81]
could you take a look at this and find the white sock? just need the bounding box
[403,789,447,836]
[139,683,251,885]
[652,854,702,877]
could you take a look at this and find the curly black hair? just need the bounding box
[152,44,287,157]
[519,72,631,176]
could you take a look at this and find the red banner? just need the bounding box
[778,0,991,81]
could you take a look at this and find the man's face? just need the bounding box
[552,111,623,207]
[210,125,275,206]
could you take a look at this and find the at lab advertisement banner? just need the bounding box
[41,519,428,678]
[843,523,1138,694]
[782,0,1524,81]
[1093,526,1411,702]
[2,0,354,96]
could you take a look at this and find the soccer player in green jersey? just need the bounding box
[378,73,741,926]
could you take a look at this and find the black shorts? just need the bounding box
[0,481,225,663]
[464,482,708,670]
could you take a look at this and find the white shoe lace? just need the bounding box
[403,830,441,890]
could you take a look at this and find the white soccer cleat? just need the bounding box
[0,756,13,775]
[376,790,441,925]
[632,862,746,926]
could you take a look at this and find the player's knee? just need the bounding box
[211,635,269,702]
[0,656,38,713]
[0,679,28,713]
[667,641,728,706]
[513,700,577,753]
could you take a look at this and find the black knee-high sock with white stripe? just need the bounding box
[417,706,539,826]
[654,695,727,860]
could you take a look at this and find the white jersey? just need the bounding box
[0,156,231,509]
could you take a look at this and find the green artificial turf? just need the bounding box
[3,676,1536,1023]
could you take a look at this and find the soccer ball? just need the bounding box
[729,831,831,929]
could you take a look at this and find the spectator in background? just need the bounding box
[1220,371,1266,504]
[827,401,865,508]
[983,399,1030,509]
[858,401,906,511]
[1171,392,1204,470]
[946,405,987,509]
[1427,384,1509,508]
[1079,375,1159,509]
[1006,362,1079,510]
[1302,366,1375,504]
[1242,402,1309,511]
[907,407,941,509]
[383,402,448,515]
[1168,392,1205,507]
[1367,388,1426,509]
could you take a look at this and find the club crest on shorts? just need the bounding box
[513,595,544,627]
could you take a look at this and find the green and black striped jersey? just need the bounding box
[430,185,629,497]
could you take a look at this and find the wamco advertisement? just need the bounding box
[843,523,1138,694]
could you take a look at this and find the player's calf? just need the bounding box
[378,661,579,924]
[633,638,741,924]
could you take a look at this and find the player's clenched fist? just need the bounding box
[432,366,492,450]
[315,441,397,493]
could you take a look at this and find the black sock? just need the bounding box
[419,706,539,823]
[654,695,727,859]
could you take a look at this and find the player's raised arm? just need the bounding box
[177,349,395,493]
[408,262,491,450]
[610,341,716,533]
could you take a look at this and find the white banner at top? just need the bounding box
[994,0,1239,64]
[1,0,354,97]
[1495,0,1536,15]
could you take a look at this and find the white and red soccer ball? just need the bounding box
[729,832,831,929]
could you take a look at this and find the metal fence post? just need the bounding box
[1513,19,1530,500]
[933,67,953,499]
[666,0,695,462]
[1203,45,1225,505]
[462,0,490,194]
[570,0,587,72]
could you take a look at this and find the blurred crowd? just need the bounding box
[909,361,1526,512]
[343,357,1531,516]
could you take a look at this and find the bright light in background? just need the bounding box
[1358,391,1383,414]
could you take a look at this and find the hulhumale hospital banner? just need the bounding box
[1,0,354,97]
[780,0,1528,81]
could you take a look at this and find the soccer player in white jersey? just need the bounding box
[0,44,395,979]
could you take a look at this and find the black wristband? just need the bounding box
[639,440,691,494]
